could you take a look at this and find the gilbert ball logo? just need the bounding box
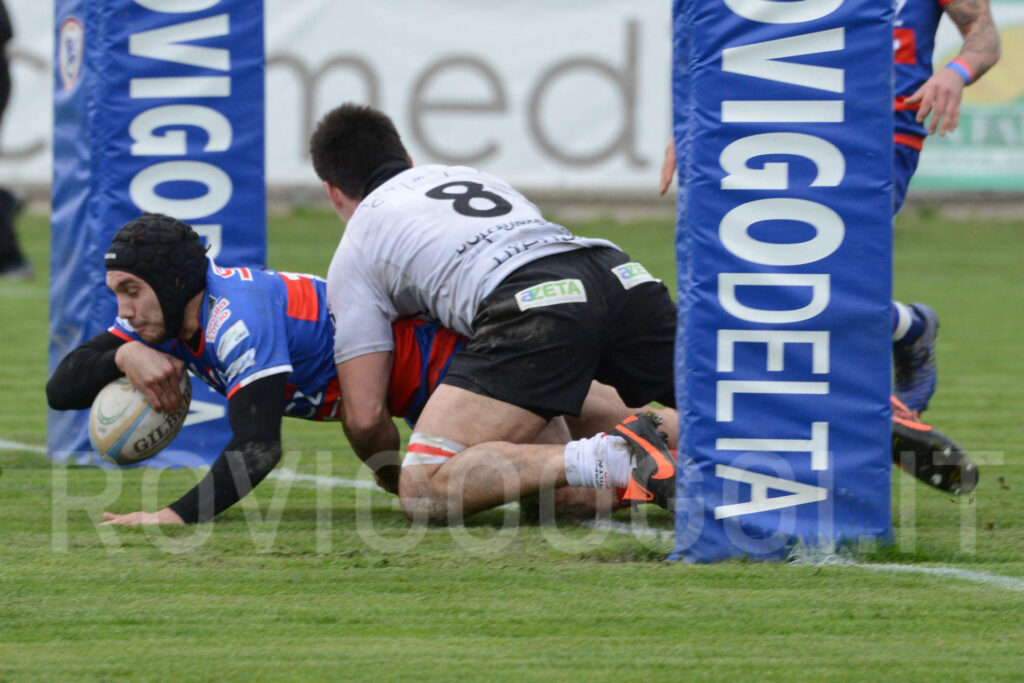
[58,17,85,93]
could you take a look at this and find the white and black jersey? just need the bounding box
[326,164,617,364]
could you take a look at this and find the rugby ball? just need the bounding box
[89,375,191,466]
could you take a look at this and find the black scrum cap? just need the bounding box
[104,214,208,338]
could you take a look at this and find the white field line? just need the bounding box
[0,438,47,453]
[578,518,674,541]
[268,467,377,490]
[0,286,47,299]
[4,442,1022,590]
[269,468,1024,584]
[858,563,1024,593]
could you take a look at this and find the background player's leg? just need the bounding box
[0,47,29,279]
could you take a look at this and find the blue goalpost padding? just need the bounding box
[671,0,895,561]
[51,0,265,467]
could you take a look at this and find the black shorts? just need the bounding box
[442,247,677,420]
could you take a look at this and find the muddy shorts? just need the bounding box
[442,247,677,420]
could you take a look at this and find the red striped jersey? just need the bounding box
[387,318,465,424]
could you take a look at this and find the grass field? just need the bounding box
[1,208,1023,680]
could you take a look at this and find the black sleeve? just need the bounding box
[168,373,288,524]
[46,331,127,410]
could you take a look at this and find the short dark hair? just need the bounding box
[309,103,409,199]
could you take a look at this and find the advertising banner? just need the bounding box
[8,1,1023,194]
[672,0,894,561]
[9,1,674,193]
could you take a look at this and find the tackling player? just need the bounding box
[48,213,663,524]
[312,103,681,522]
[310,103,974,524]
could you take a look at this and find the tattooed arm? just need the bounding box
[946,0,1002,80]
[905,0,1001,136]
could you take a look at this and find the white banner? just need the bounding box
[2,0,673,192]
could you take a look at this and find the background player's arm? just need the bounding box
[102,373,288,525]
[905,0,1001,136]
[658,139,677,196]
[946,0,1001,79]
[336,351,402,494]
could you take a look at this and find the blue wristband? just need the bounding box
[945,61,972,85]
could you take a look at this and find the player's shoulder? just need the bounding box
[200,267,281,348]
[205,263,284,299]
[327,230,363,285]
[358,164,527,224]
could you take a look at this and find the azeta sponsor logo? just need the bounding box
[612,261,659,289]
[515,279,587,310]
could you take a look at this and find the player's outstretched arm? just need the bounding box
[46,331,127,410]
[905,0,1001,136]
[103,374,288,526]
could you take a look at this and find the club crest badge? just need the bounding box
[58,17,85,93]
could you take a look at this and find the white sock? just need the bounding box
[892,301,913,342]
[563,433,633,489]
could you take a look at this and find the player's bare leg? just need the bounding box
[399,384,553,522]
[533,416,572,444]
[567,381,679,450]
[398,384,629,523]
[399,384,670,524]
[402,441,575,524]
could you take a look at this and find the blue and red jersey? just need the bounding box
[893,0,955,149]
[110,261,464,424]
[388,318,465,424]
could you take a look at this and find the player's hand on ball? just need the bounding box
[100,508,185,526]
[114,342,186,414]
